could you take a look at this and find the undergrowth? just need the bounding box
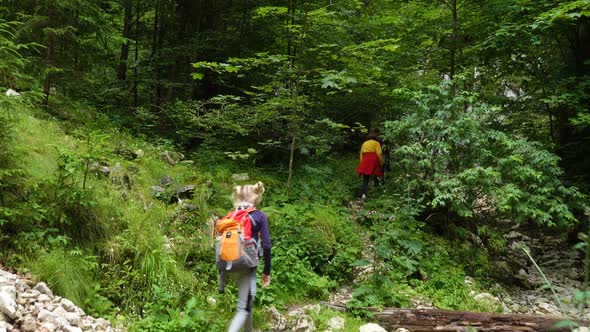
[1,103,567,330]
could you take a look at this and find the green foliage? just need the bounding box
[383,82,584,227]
[261,202,361,301]
[127,288,219,332]
[30,249,113,314]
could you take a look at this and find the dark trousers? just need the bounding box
[359,174,381,197]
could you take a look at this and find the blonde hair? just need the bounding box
[232,181,265,207]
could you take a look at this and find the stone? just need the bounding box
[33,283,54,298]
[266,306,286,331]
[573,327,590,332]
[473,293,499,304]
[96,317,111,331]
[0,285,17,319]
[150,185,165,197]
[173,185,196,200]
[5,89,20,97]
[231,173,250,182]
[63,326,83,332]
[39,321,57,332]
[326,317,345,331]
[291,314,315,332]
[20,315,37,332]
[160,175,174,186]
[505,231,524,240]
[536,302,562,317]
[0,321,6,332]
[359,323,387,332]
[60,299,77,313]
[37,308,69,328]
[19,290,40,299]
[114,147,138,160]
[160,151,176,165]
[394,329,410,332]
[65,312,81,326]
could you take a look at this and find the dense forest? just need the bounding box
[1,1,589,331]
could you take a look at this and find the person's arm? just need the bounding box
[359,143,364,163]
[257,211,272,286]
[375,140,384,165]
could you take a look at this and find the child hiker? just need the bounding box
[217,182,271,332]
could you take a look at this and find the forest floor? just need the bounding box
[328,198,589,324]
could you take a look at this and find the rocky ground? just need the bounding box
[0,268,121,332]
[494,228,589,320]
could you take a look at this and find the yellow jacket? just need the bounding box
[359,139,383,165]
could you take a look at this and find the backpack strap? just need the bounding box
[248,212,257,230]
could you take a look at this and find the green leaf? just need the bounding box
[352,259,370,267]
[551,320,578,328]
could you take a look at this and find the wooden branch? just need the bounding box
[321,304,588,332]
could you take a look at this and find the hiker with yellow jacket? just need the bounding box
[357,130,384,199]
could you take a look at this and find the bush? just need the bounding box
[383,82,584,227]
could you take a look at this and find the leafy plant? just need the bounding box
[383,82,584,227]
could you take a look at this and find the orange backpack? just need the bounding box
[215,207,259,272]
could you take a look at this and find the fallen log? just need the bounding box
[322,303,589,332]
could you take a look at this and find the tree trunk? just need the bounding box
[117,0,133,81]
[450,0,457,80]
[42,31,53,107]
[151,0,162,107]
[132,0,140,107]
[323,304,588,332]
[286,131,296,190]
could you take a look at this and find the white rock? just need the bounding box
[0,321,6,332]
[63,326,83,332]
[573,327,590,332]
[37,294,51,303]
[231,173,250,181]
[96,317,111,331]
[0,285,17,319]
[289,304,322,317]
[34,283,54,298]
[39,321,57,332]
[359,323,387,332]
[52,306,69,321]
[60,298,77,312]
[395,329,410,332]
[536,302,562,317]
[473,293,499,304]
[20,315,37,332]
[326,317,345,331]
[19,289,40,299]
[266,306,286,331]
[291,314,315,332]
[4,89,20,97]
[38,308,69,328]
[66,312,82,326]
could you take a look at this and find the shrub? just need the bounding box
[383,83,585,227]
